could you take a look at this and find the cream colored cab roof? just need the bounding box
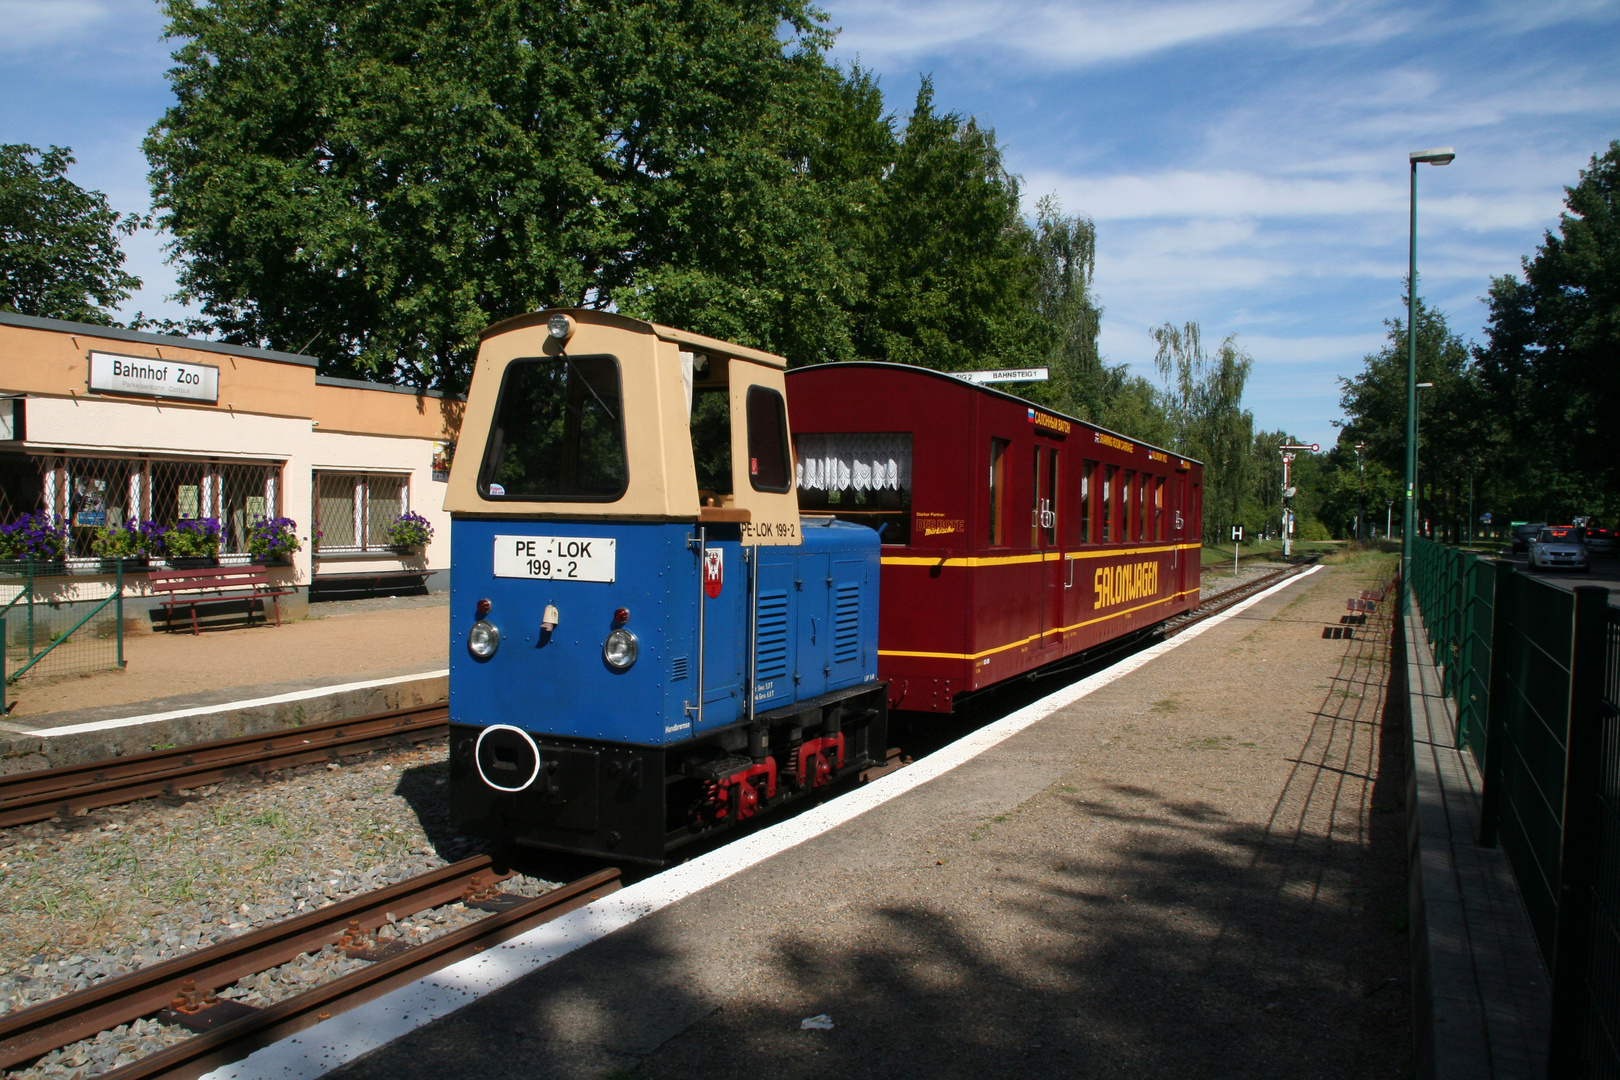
[445,309,801,543]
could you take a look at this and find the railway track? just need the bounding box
[0,703,449,828]
[1162,560,1316,637]
[0,855,620,1079]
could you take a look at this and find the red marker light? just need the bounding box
[476,598,491,617]
[613,607,630,625]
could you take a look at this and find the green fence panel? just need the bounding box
[1,561,128,689]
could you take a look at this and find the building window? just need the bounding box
[0,452,281,558]
[314,473,409,553]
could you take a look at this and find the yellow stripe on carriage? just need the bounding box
[876,586,1202,661]
[880,542,1200,568]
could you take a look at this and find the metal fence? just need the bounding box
[1,561,128,711]
[1410,537,1618,1076]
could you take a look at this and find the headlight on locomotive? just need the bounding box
[468,619,502,659]
[603,628,638,670]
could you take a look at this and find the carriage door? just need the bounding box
[1170,472,1189,599]
[1033,446,1061,653]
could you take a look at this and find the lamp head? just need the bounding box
[1410,147,1455,166]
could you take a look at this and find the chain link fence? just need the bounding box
[1,561,128,711]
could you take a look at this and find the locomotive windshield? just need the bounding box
[478,355,627,501]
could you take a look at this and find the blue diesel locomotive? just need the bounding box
[445,310,888,864]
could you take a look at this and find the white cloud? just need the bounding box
[0,1,110,53]
[834,0,1329,68]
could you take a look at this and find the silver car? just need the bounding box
[1529,526,1589,572]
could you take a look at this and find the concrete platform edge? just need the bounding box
[0,671,448,770]
[1404,603,1551,1080]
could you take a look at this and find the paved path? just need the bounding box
[3,595,447,720]
[326,555,1409,1080]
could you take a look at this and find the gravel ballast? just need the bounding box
[0,742,560,1080]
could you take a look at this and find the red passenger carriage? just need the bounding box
[787,363,1204,713]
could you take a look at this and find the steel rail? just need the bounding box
[102,866,621,1080]
[0,703,449,828]
[0,853,519,1071]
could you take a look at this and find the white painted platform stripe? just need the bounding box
[205,566,1321,1079]
[14,670,450,738]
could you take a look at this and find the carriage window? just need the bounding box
[1102,464,1116,542]
[1123,470,1136,543]
[1080,460,1094,544]
[479,356,626,501]
[1154,476,1166,540]
[795,432,912,544]
[746,386,791,493]
[989,438,1009,546]
[1030,448,1041,547]
[690,387,732,499]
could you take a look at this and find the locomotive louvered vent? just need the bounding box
[756,590,790,679]
[834,582,861,663]
[671,655,689,681]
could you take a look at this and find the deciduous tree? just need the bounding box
[0,144,142,325]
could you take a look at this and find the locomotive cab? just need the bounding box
[445,310,886,863]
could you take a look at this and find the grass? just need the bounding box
[1200,538,1342,566]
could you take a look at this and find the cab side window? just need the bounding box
[746,386,791,493]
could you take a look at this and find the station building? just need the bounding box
[0,311,461,621]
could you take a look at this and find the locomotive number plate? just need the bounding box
[493,535,616,582]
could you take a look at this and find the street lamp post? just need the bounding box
[1405,147,1455,611]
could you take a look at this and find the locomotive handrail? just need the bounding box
[686,527,707,730]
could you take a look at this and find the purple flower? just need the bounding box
[247,516,302,559]
[384,511,434,548]
[0,511,69,561]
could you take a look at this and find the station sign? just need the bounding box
[88,351,219,404]
[954,367,1049,385]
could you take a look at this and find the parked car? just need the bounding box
[1528,526,1590,572]
[1511,522,1547,554]
[1582,525,1616,558]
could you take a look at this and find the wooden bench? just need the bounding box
[148,566,296,635]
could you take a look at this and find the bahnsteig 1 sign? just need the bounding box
[88,351,219,404]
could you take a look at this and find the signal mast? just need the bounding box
[1277,441,1319,557]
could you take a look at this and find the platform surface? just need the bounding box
[0,595,448,768]
[313,556,1411,1080]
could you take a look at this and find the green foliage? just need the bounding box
[1473,140,1620,521]
[841,79,1043,372]
[146,0,851,391]
[0,144,143,324]
[1331,143,1620,536]
[1153,322,1254,540]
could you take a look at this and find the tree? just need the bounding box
[1476,140,1620,520]
[844,79,1043,373]
[0,144,143,325]
[1339,286,1496,538]
[1153,322,1254,541]
[145,0,870,391]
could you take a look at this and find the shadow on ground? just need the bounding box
[346,575,1410,1080]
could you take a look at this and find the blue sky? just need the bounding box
[4,1,1618,448]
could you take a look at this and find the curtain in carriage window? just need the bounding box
[794,433,911,493]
